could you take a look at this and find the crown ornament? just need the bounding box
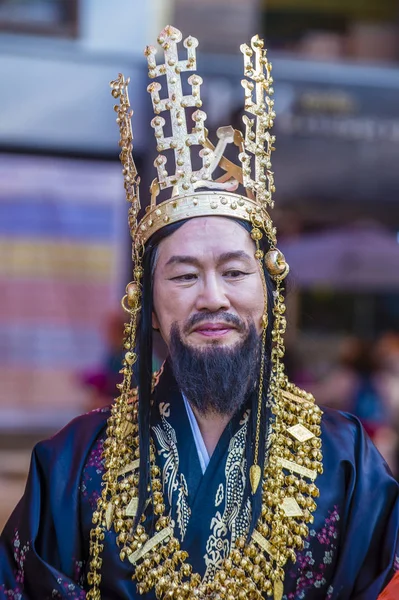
[111,25,288,266]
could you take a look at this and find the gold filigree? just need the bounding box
[281,497,304,518]
[239,35,276,209]
[129,525,174,564]
[279,458,317,481]
[110,73,140,236]
[135,191,276,248]
[251,529,277,559]
[117,459,140,477]
[87,372,323,600]
[145,25,241,201]
[287,423,315,443]
[110,26,282,256]
[125,497,139,517]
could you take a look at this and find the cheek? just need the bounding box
[234,281,266,326]
[153,282,194,332]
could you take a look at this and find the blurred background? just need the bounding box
[0,0,399,528]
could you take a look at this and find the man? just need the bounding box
[1,25,398,600]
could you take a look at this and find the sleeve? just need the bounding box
[0,411,107,600]
[325,410,399,599]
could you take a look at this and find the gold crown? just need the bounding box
[111,25,278,250]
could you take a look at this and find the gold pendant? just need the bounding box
[274,577,284,600]
[250,464,261,494]
[105,502,114,530]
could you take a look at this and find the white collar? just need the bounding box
[182,395,210,474]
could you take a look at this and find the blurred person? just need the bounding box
[374,332,399,478]
[1,26,399,600]
[312,337,388,425]
[311,336,398,474]
[81,313,165,411]
[375,332,399,423]
[81,311,127,410]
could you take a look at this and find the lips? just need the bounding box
[192,322,235,337]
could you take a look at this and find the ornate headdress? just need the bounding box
[87,26,323,600]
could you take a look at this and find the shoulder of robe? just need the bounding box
[32,406,111,466]
[281,379,363,445]
[321,405,363,434]
[320,405,382,461]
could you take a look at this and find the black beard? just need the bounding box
[169,319,261,416]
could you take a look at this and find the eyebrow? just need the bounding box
[165,251,253,268]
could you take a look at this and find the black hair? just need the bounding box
[134,218,276,536]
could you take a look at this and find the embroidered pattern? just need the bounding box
[284,506,340,600]
[51,579,86,599]
[81,435,106,511]
[152,415,191,541]
[215,483,224,508]
[176,474,190,542]
[203,411,251,582]
[0,529,30,598]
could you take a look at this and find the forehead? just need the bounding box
[156,217,254,262]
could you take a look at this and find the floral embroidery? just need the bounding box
[394,555,399,571]
[284,506,340,600]
[81,435,106,511]
[73,559,86,588]
[0,529,30,598]
[50,577,86,598]
[0,531,87,599]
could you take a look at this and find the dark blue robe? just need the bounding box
[1,365,399,599]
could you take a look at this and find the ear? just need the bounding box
[152,311,160,331]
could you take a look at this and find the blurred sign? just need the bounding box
[263,0,396,18]
[0,0,78,37]
[0,154,126,419]
[199,55,399,207]
[173,0,260,54]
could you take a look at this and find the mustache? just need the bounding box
[183,311,246,334]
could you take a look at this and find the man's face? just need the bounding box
[152,217,265,348]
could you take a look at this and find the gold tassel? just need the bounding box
[250,232,269,495]
[274,578,284,600]
[250,464,261,494]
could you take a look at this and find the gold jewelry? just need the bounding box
[110,26,282,267]
[250,228,268,496]
[87,367,323,600]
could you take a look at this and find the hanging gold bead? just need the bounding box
[134,266,143,280]
[126,282,139,308]
[255,249,264,260]
[251,227,263,241]
[124,351,137,365]
[264,248,289,279]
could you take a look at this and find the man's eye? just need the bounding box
[172,273,198,281]
[224,270,248,278]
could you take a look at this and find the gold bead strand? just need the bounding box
[87,256,143,599]
[249,226,268,495]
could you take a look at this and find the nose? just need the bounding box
[195,272,230,313]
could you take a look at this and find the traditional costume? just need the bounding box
[1,25,398,600]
